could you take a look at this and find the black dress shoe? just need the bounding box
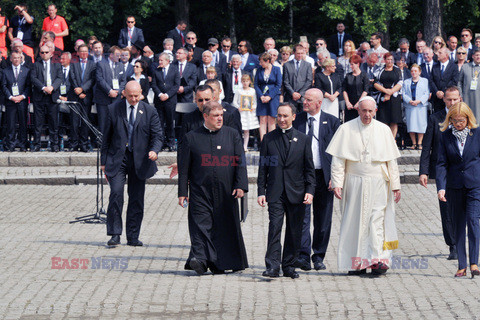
[294,258,311,271]
[283,269,299,279]
[107,235,120,246]
[127,239,143,246]
[189,257,207,275]
[262,269,280,277]
[447,246,457,260]
[348,269,367,275]
[313,261,326,270]
[209,266,225,274]
[371,262,389,275]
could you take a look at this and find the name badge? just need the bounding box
[17,30,24,39]
[233,84,240,93]
[46,79,52,86]
[470,79,478,91]
[112,79,120,90]
[60,85,67,95]
[12,85,19,96]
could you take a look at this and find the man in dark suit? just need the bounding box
[58,52,75,150]
[70,44,96,152]
[419,86,461,260]
[310,38,337,63]
[185,31,203,67]
[2,51,30,151]
[420,47,435,82]
[120,48,134,79]
[283,44,313,109]
[221,37,237,64]
[430,47,459,112]
[197,50,220,83]
[118,16,145,48]
[30,44,62,152]
[360,53,381,91]
[237,40,259,73]
[166,20,187,53]
[94,46,126,135]
[222,54,251,103]
[460,28,477,61]
[328,22,353,57]
[151,52,180,151]
[258,102,316,279]
[207,38,227,75]
[101,81,163,246]
[393,38,417,67]
[292,88,340,271]
[174,47,197,103]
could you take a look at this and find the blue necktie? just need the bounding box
[307,117,314,138]
[441,64,445,76]
[128,105,135,151]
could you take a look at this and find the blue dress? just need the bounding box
[402,77,430,133]
[254,65,282,117]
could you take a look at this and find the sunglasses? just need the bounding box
[40,51,49,54]
[457,52,466,55]
[187,37,195,40]
[222,45,231,48]
[461,34,470,37]
[197,98,211,102]
[127,21,135,24]
[434,41,442,44]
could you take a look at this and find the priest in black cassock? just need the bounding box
[178,101,249,275]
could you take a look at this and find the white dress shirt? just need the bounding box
[306,111,322,169]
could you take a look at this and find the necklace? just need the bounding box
[357,118,372,162]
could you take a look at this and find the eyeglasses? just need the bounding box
[222,45,231,48]
[451,118,467,124]
[208,44,216,47]
[197,98,211,102]
[457,52,467,55]
[461,34,470,38]
[127,21,135,24]
[187,37,195,40]
[315,43,324,46]
[434,41,442,44]
[40,51,49,54]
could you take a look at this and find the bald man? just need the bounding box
[101,80,163,247]
[293,88,340,271]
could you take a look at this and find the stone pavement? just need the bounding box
[0,182,479,319]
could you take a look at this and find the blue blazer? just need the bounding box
[254,65,282,108]
[436,127,480,190]
[2,65,31,105]
[402,77,430,108]
[242,54,260,72]
[292,111,340,184]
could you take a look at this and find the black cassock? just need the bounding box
[178,125,249,271]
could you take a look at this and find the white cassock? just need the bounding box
[326,117,401,271]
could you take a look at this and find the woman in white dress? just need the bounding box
[232,74,260,151]
[402,64,430,149]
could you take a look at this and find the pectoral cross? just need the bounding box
[362,149,370,162]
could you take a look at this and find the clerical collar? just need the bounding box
[203,124,219,133]
[281,126,293,133]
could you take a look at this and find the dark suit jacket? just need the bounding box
[436,127,480,190]
[59,65,75,101]
[222,68,252,103]
[241,53,260,72]
[221,101,242,137]
[122,63,134,79]
[328,33,353,56]
[70,60,96,106]
[4,53,33,70]
[314,71,343,96]
[419,109,447,179]
[196,64,221,83]
[94,59,126,105]
[2,65,31,105]
[172,61,197,102]
[420,62,436,82]
[293,112,340,184]
[211,51,227,76]
[393,51,417,67]
[430,60,459,94]
[101,99,163,180]
[166,28,186,52]
[30,60,62,103]
[360,63,382,80]
[191,46,204,67]
[257,128,316,204]
[151,64,180,106]
[221,50,238,62]
[118,27,145,48]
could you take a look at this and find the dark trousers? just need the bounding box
[448,188,480,270]
[33,100,59,147]
[299,169,334,263]
[265,193,305,271]
[4,101,28,149]
[96,104,109,137]
[69,101,89,149]
[155,101,175,148]
[439,198,456,248]
[106,150,146,241]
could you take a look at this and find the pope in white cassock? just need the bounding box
[326,96,401,275]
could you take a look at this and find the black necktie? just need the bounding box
[307,117,314,138]
[234,70,238,85]
[128,105,135,151]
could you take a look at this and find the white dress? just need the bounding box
[232,87,260,130]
